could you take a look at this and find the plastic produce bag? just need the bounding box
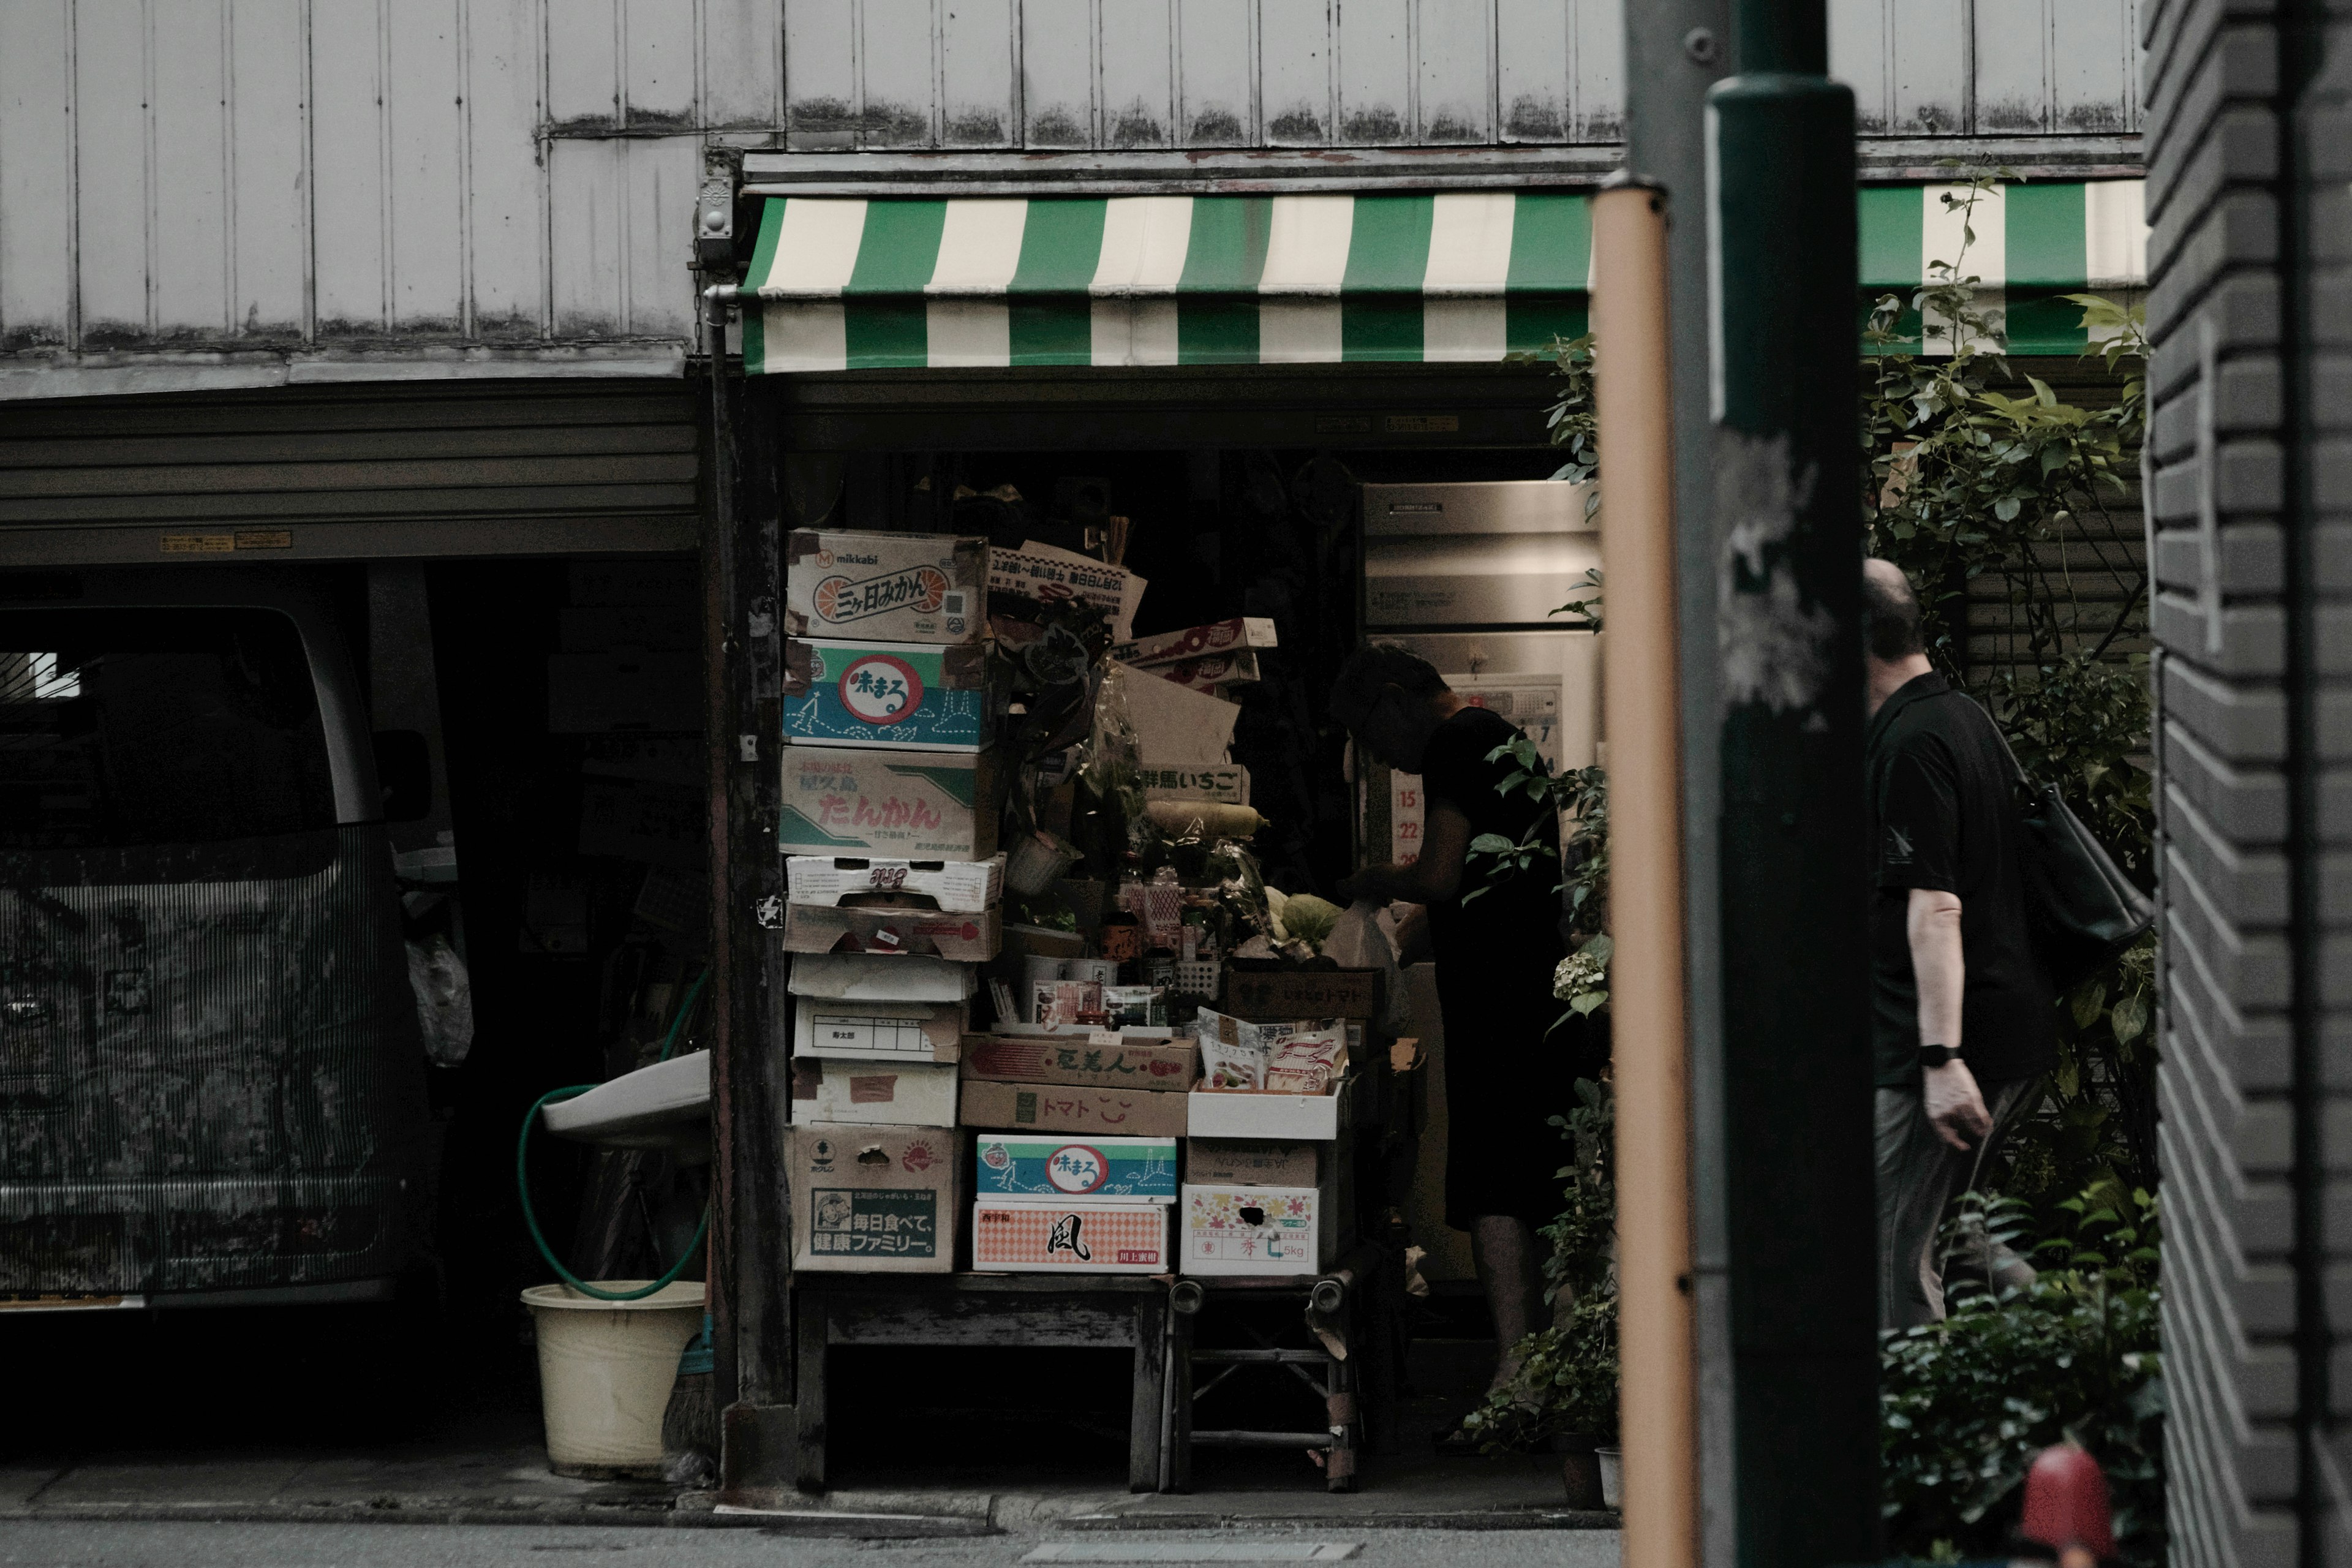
[405,933,475,1066]
[1324,898,1408,1036]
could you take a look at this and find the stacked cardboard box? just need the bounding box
[1177,973,1381,1277]
[958,1028,1197,1272]
[783,531,994,1274]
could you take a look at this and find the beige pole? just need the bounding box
[1590,181,1698,1568]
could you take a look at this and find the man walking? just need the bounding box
[1863,559,2056,1328]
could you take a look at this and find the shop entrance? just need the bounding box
[742,359,1594,1495]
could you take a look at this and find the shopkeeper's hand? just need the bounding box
[1922,1059,1992,1152]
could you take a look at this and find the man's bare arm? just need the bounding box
[1909,885,1989,1149]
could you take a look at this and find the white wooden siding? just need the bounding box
[0,0,2144,377]
[1830,0,2143,137]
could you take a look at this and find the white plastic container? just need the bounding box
[1597,1445,1624,1510]
[521,1281,704,1478]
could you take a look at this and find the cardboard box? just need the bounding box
[971,1200,1172,1273]
[788,951,974,1004]
[783,639,998,752]
[987,540,1145,642]
[791,1124,960,1273]
[793,998,965,1063]
[790,1058,959,1127]
[1139,764,1251,805]
[973,1134,1180,1204]
[785,530,987,644]
[779,747,998,861]
[1111,618,1278,667]
[786,854,1005,913]
[577,776,706,872]
[1186,1074,1349,1141]
[1141,651,1262,693]
[782,900,1002,962]
[1179,1182,1339,1276]
[959,1079,1189,1138]
[960,1034,1199,1091]
[1184,1137,1321,1188]
[1115,661,1239,766]
[1222,966,1384,1022]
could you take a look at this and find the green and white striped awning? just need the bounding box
[739,181,2146,374]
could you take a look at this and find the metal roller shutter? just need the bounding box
[0,379,702,566]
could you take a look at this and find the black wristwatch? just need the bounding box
[1917,1044,1962,1069]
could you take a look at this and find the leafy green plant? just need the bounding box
[1881,1188,2165,1568]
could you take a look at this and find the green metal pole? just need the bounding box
[1706,4,1878,1567]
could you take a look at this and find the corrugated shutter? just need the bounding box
[0,380,701,566]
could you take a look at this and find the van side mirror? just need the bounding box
[372,731,432,822]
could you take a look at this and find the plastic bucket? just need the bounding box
[521,1281,704,1478]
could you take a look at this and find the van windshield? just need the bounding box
[0,608,337,849]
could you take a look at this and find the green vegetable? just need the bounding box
[1276,892,1341,950]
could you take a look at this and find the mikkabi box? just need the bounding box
[973,1134,1179,1204]
[786,530,987,644]
[791,1124,960,1273]
[971,1200,1172,1273]
[783,638,998,752]
[778,747,998,861]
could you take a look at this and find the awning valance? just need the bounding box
[739,181,2146,374]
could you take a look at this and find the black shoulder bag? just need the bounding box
[1982,713,2156,993]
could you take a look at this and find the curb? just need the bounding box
[1060,1509,1623,1532]
[0,1504,991,1537]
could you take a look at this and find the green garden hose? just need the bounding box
[516,969,714,1303]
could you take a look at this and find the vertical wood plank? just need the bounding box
[1566,0,1621,141]
[0,0,77,347]
[1333,0,1406,145]
[854,0,936,148]
[623,134,698,337]
[938,0,1014,146]
[1494,0,1567,142]
[2051,0,2132,134]
[1890,0,1969,134]
[227,0,307,338]
[464,0,548,337]
[547,0,622,126]
[72,0,152,341]
[702,0,783,128]
[1827,0,1891,135]
[309,0,388,333]
[1020,0,1093,146]
[1412,0,1491,143]
[386,0,466,332]
[1972,0,2050,132]
[623,0,697,124]
[1099,0,1173,148]
[1174,0,1251,145]
[783,0,858,147]
[1259,0,1331,145]
[149,0,230,336]
[548,137,624,333]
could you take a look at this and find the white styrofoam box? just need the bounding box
[792,998,965,1063]
[786,853,1006,913]
[788,951,975,1003]
[788,1058,959,1128]
[970,1200,1173,1274]
[1180,1182,1335,1276]
[1184,1074,1349,1141]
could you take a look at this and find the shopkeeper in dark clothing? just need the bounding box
[1329,644,1588,1401]
[1863,559,2057,1328]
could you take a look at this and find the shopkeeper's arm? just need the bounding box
[1338,799,1472,905]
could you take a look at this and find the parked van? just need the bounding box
[0,568,427,1308]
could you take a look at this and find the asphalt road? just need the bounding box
[0,1523,1622,1568]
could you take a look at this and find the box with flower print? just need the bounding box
[1179,1182,1340,1276]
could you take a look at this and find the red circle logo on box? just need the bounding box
[1046,1144,1108,1195]
[838,653,922,725]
